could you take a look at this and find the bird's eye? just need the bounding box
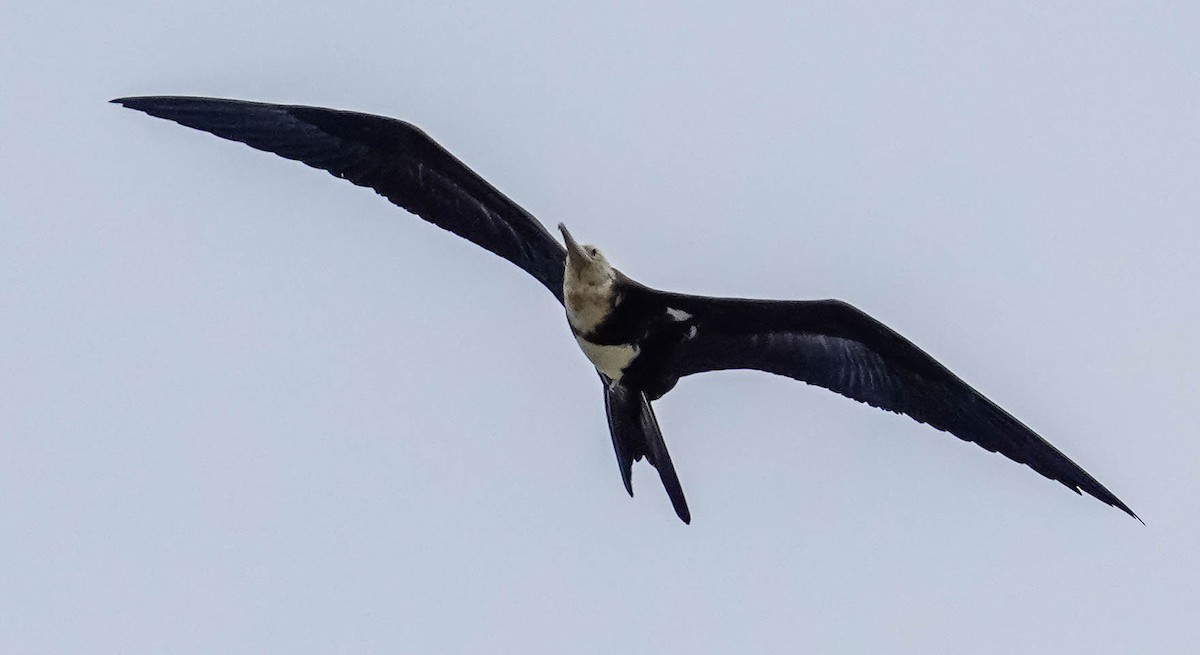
[587,247,598,256]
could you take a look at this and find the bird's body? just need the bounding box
[574,337,638,381]
[113,95,1139,524]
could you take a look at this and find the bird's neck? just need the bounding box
[564,264,618,335]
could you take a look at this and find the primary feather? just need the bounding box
[111,96,566,300]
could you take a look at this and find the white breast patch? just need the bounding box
[574,335,638,380]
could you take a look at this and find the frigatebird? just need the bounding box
[113,96,1139,524]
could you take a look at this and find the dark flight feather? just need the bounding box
[650,292,1140,522]
[111,96,566,301]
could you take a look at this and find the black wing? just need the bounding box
[113,96,566,301]
[655,293,1139,521]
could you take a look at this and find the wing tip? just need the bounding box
[110,95,171,109]
[1113,499,1144,525]
[110,96,140,109]
[110,95,256,116]
[109,95,192,118]
[1072,479,1142,524]
[1067,474,1142,525]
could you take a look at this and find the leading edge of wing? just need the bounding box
[112,96,566,302]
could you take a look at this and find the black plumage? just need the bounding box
[113,96,566,300]
[113,95,1139,524]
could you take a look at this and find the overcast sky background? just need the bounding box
[3,2,1198,653]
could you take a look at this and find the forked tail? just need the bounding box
[602,377,690,523]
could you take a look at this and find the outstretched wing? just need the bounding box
[113,96,566,301]
[654,293,1139,521]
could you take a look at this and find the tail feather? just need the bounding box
[602,377,691,524]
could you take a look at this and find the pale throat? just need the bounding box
[563,257,638,379]
[563,262,617,335]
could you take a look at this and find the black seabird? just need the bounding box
[113,96,1139,524]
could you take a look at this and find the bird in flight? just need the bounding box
[113,96,1139,524]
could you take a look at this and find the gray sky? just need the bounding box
[3,2,1198,653]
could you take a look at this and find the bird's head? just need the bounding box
[559,223,616,288]
[558,223,619,332]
